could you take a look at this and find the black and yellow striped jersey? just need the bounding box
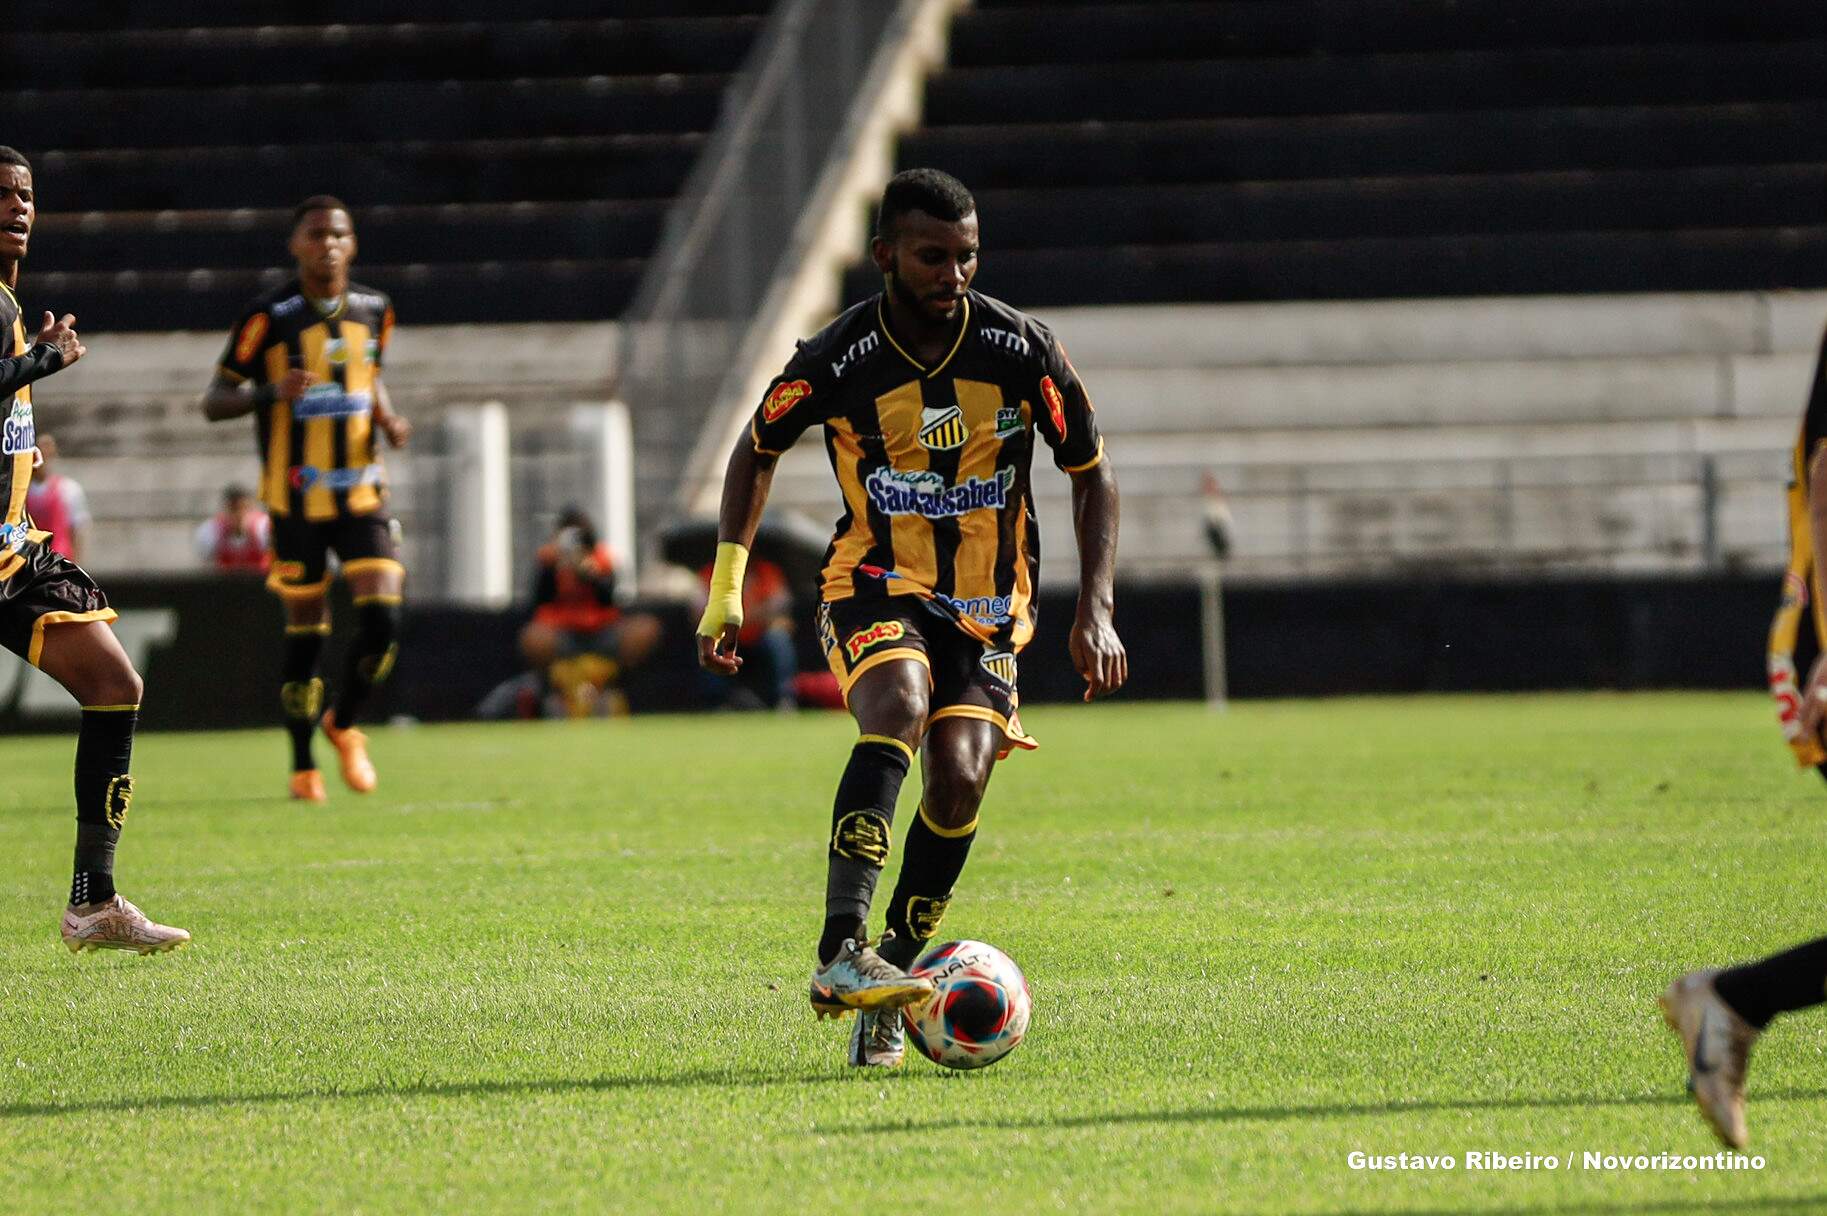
[0,281,49,581]
[750,289,1105,652]
[217,279,394,522]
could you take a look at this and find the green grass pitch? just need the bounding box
[3,693,1826,1213]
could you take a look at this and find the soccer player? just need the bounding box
[0,146,188,952]
[201,197,411,803]
[1764,318,1827,778]
[697,169,1126,1067]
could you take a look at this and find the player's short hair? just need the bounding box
[876,169,974,241]
[292,195,352,226]
[223,484,251,503]
[0,146,32,174]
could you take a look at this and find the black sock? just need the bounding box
[879,803,978,970]
[70,704,137,906]
[1713,936,1827,1029]
[332,599,400,727]
[817,735,913,964]
[282,626,326,772]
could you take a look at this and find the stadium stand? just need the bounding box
[1,3,771,329]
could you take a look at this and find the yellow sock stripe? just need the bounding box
[82,703,140,712]
[352,593,403,606]
[856,733,914,763]
[285,623,333,635]
[918,802,978,839]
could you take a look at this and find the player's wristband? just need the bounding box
[696,541,749,639]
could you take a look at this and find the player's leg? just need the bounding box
[321,518,405,792]
[268,516,334,801]
[36,617,188,953]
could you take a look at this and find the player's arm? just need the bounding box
[1797,329,1827,743]
[0,312,82,395]
[372,376,410,448]
[1068,456,1127,701]
[696,436,778,675]
[202,308,314,421]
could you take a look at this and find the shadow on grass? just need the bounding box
[809,1086,1827,1137]
[1332,1197,1827,1216]
[0,1066,851,1120]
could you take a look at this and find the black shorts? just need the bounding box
[0,543,116,667]
[268,511,403,598]
[817,596,1037,758]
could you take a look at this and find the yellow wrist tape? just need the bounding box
[697,541,750,639]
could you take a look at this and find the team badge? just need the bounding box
[763,379,812,422]
[234,313,270,365]
[918,403,969,451]
[845,620,906,661]
[1040,376,1067,439]
[979,650,1017,686]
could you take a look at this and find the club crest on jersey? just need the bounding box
[2,397,34,457]
[919,403,969,451]
[979,650,1017,686]
[845,620,906,661]
[763,379,812,423]
[995,406,1023,438]
[1040,375,1067,439]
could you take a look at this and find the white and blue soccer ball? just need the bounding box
[904,939,1032,1069]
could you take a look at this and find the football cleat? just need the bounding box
[1660,969,1758,1148]
[847,1008,907,1068]
[61,894,190,955]
[289,769,327,803]
[808,932,935,1020]
[320,711,377,793]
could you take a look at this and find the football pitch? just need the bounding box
[3,694,1825,1214]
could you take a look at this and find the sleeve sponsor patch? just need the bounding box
[763,379,812,423]
[1040,375,1066,439]
[234,313,270,366]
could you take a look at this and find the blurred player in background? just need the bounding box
[24,433,90,563]
[193,483,272,574]
[201,197,410,803]
[1764,318,1827,780]
[698,169,1126,1067]
[0,146,188,953]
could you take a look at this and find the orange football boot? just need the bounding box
[320,710,377,793]
[289,769,327,803]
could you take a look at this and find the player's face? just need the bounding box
[289,208,356,286]
[0,165,34,262]
[876,210,979,324]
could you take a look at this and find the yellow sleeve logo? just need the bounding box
[234,313,270,366]
[763,379,812,423]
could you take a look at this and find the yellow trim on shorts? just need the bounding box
[342,558,405,578]
[1061,438,1106,475]
[82,703,140,712]
[266,560,333,599]
[918,801,979,838]
[28,608,119,668]
[927,704,1004,730]
[285,622,333,635]
[353,592,403,606]
[840,647,930,697]
[857,733,915,763]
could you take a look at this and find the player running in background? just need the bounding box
[201,197,411,803]
[0,146,188,953]
[1764,319,1827,779]
[698,169,1126,1067]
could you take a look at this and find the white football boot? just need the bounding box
[1659,969,1758,1148]
[848,1008,907,1068]
[61,894,191,955]
[808,932,933,1020]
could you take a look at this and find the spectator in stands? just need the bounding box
[482,508,662,719]
[693,555,797,710]
[193,484,272,574]
[24,434,90,563]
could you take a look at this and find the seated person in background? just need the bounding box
[518,508,661,717]
[24,434,91,563]
[694,554,797,710]
[193,484,273,574]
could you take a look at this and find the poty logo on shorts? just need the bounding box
[865,467,1013,519]
[1,398,34,457]
[845,620,906,661]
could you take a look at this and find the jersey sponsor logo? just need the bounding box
[918,403,969,451]
[0,521,31,553]
[979,326,1031,357]
[763,379,812,423]
[271,295,306,318]
[1040,375,1067,439]
[289,463,385,491]
[995,406,1023,438]
[944,592,1013,626]
[845,619,906,662]
[830,330,881,378]
[349,291,388,314]
[234,313,270,364]
[864,467,1013,519]
[292,384,374,419]
[1,398,34,457]
[979,650,1017,686]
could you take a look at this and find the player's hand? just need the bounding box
[1069,605,1126,702]
[378,412,412,448]
[277,368,319,402]
[1801,652,1827,747]
[33,312,85,367]
[697,624,744,675]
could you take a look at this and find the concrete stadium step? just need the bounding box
[7,0,770,31]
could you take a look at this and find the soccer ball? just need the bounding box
[903,939,1032,1069]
